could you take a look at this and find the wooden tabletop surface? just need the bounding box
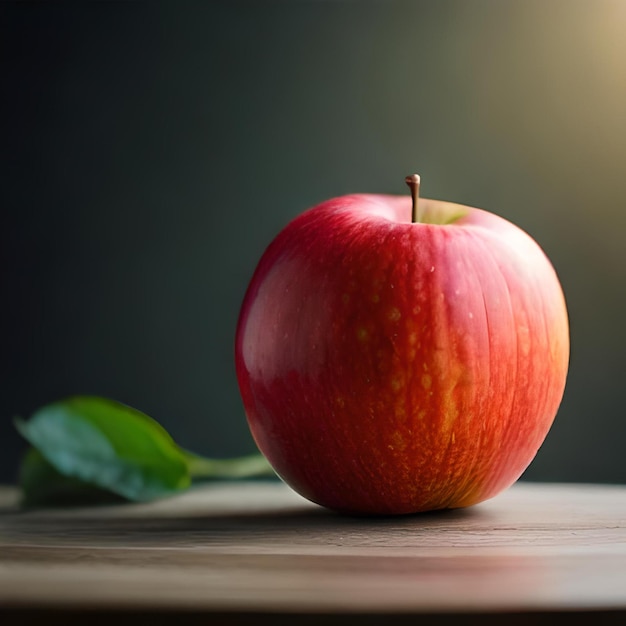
[1,480,626,624]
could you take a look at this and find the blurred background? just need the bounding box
[2,0,625,486]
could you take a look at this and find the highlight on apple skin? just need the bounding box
[235,176,570,515]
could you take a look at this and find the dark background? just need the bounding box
[2,1,625,486]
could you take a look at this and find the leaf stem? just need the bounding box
[184,451,275,480]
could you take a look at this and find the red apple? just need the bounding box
[235,175,569,515]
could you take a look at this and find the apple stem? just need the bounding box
[405,174,421,223]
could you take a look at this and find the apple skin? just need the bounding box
[235,193,569,515]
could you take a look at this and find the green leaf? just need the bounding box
[15,396,190,502]
[19,447,125,507]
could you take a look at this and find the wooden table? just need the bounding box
[1,481,626,624]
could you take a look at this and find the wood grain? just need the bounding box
[1,481,626,623]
